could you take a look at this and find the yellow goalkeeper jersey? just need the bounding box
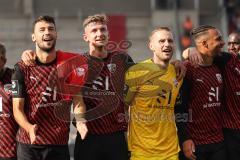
[125,59,183,158]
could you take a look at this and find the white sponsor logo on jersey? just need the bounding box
[196,78,204,83]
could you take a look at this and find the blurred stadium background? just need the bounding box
[0,0,239,159]
[2,0,240,66]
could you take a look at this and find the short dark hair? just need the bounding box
[0,43,6,56]
[83,14,107,28]
[32,15,56,32]
[190,25,216,41]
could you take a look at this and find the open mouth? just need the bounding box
[43,39,53,42]
[163,49,172,53]
[96,39,105,42]
[42,35,54,42]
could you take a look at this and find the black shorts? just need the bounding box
[223,128,240,160]
[0,158,17,160]
[179,141,227,160]
[74,131,128,160]
[17,143,70,160]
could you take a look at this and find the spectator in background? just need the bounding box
[183,16,193,36]
[181,16,193,50]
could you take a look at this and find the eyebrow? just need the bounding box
[214,35,222,40]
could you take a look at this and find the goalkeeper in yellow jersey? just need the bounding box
[125,27,183,160]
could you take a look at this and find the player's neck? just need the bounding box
[36,49,56,63]
[199,54,213,66]
[89,45,108,58]
[152,56,169,69]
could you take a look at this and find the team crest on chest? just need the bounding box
[107,63,116,73]
[3,84,12,95]
[76,67,85,76]
[215,73,222,83]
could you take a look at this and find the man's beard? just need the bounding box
[37,41,56,53]
[156,53,172,63]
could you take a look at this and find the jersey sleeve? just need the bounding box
[124,65,139,105]
[174,78,191,144]
[125,54,135,71]
[11,64,26,98]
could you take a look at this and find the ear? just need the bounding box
[83,33,88,42]
[32,33,36,42]
[148,42,154,52]
[202,40,208,48]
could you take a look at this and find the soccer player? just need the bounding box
[0,43,18,160]
[125,27,183,160]
[72,14,132,160]
[228,32,240,55]
[11,15,83,160]
[177,25,227,160]
[184,31,240,160]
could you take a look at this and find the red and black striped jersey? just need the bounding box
[80,52,133,134]
[216,53,240,129]
[177,61,224,145]
[0,68,18,158]
[11,51,84,145]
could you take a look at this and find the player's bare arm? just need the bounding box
[73,95,88,140]
[13,98,38,144]
[182,47,203,65]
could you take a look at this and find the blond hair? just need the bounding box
[149,27,171,42]
[83,14,107,28]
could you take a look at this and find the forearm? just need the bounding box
[13,98,33,132]
[73,95,86,121]
[174,80,191,144]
